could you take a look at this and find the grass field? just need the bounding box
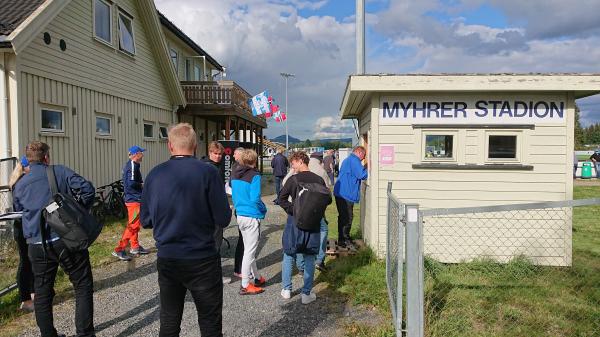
[321,187,600,337]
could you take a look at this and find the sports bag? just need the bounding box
[292,177,332,232]
[42,166,103,251]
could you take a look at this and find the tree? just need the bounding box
[304,139,312,147]
[574,105,584,149]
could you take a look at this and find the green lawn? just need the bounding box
[320,187,600,337]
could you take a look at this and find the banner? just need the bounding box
[250,91,270,116]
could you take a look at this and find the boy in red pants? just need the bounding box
[113,145,149,261]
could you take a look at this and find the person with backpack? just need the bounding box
[231,149,267,295]
[278,151,331,304]
[12,141,96,337]
[113,145,148,261]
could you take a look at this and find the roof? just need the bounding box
[340,74,600,119]
[158,11,223,71]
[0,0,45,37]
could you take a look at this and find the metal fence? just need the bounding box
[386,182,600,337]
[261,157,273,174]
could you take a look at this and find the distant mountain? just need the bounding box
[270,135,301,144]
[316,138,353,144]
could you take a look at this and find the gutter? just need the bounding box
[0,53,11,158]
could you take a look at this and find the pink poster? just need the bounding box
[379,145,395,165]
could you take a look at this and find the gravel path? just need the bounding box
[19,195,347,337]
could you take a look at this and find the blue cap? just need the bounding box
[128,145,146,155]
[20,156,29,168]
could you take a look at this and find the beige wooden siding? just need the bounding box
[18,72,172,186]
[18,0,172,110]
[372,92,574,265]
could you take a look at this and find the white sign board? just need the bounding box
[380,96,566,125]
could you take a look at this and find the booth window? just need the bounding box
[159,125,168,139]
[41,108,64,133]
[487,135,518,160]
[424,134,454,160]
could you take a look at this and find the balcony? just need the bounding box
[180,81,266,127]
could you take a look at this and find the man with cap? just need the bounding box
[113,145,149,260]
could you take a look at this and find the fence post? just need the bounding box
[405,203,424,337]
[396,202,404,337]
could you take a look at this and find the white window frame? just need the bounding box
[117,8,135,55]
[93,0,113,46]
[170,48,178,73]
[159,124,169,140]
[421,131,457,162]
[40,106,66,134]
[485,131,522,163]
[95,113,113,136]
[143,121,155,140]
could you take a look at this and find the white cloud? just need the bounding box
[313,117,356,139]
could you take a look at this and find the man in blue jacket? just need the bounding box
[271,148,289,204]
[113,145,148,261]
[140,123,231,337]
[13,141,96,337]
[333,146,368,249]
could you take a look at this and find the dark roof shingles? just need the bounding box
[0,0,46,36]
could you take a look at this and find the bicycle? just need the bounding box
[91,180,127,222]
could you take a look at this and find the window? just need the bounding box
[41,108,64,132]
[94,0,112,43]
[185,59,193,81]
[96,115,112,136]
[159,125,168,139]
[118,10,135,54]
[143,122,154,138]
[424,134,454,159]
[488,135,518,159]
[194,65,201,81]
[170,48,178,73]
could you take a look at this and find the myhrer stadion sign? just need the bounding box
[380,97,566,125]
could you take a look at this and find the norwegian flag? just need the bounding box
[274,111,287,123]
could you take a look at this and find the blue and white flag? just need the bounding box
[249,90,270,116]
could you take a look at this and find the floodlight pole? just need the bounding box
[280,72,295,154]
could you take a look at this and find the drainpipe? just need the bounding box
[0,52,11,158]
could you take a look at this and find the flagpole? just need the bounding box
[280,72,295,155]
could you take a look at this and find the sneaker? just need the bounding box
[254,276,266,287]
[130,246,149,255]
[301,292,317,304]
[239,283,264,295]
[316,262,328,272]
[112,250,132,261]
[222,277,232,284]
[281,289,291,299]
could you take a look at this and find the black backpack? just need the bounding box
[293,176,332,232]
[42,166,103,251]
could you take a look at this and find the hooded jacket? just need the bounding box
[231,164,267,219]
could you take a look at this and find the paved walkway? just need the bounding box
[19,195,347,337]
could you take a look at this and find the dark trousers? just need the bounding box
[335,196,354,243]
[274,176,283,201]
[29,240,95,337]
[14,221,34,302]
[234,229,244,274]
[157,255,223,337]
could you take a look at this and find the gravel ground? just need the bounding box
[19,195,348,337]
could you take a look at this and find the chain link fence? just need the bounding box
[387,187,404,337]
[387,182,600,337]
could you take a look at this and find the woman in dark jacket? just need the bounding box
[278,151,325,305]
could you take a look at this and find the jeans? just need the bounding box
[29,240,95,337]
[274,176,283,201]
[157,255,223,337]
[327,172,334,186]
[335,196,354,243]
[595,162,600,178]
[282,252,315,295]
[297,219,328,268]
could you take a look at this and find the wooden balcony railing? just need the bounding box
[181,81,252,113]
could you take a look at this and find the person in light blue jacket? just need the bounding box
[333,146,368,249]
[231,149,267,295]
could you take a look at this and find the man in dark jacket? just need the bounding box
[141,123,231,337]
[12,141,96,337]
[271,148,289,204]
[278,151,325,305]
[113,145,148,261]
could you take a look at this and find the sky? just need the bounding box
[155,0,600,140]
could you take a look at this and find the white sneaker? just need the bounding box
[281,289,291,299]
[301,292,316,304]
